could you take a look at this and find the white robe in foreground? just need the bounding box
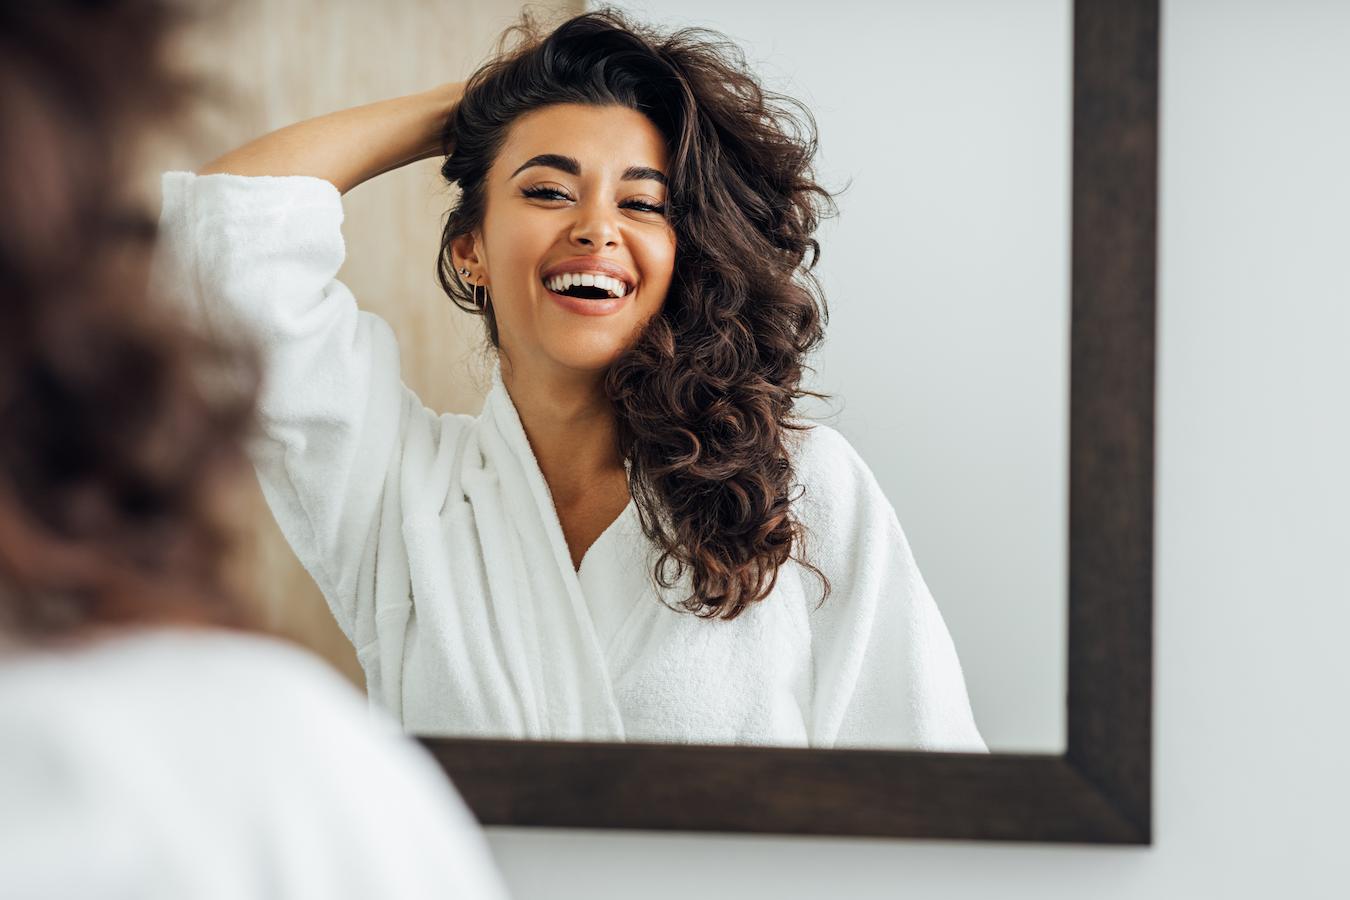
[0,628,511,900]
[153,170,987,752]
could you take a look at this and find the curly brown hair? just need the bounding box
[0,0,260,642]
[438,7,838,620]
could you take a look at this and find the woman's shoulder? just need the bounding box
[160,169,343,217]
[786,418,859,466]
[0,626,509,898]
[0,627,398,750]
[784,419,886,520]
[0,627,456,816]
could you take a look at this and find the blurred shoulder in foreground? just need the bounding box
[0,627,510,899]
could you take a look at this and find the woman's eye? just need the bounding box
[624,200,667,214]
[522,186,570,201]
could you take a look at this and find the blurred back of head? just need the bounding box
[0,0,259,644]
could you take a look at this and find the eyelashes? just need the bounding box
[521,185,666,215]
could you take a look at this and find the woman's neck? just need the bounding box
[501,362,626,507]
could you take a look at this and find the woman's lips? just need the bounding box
[544,283,632,316]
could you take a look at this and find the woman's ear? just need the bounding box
[450,232,485,279]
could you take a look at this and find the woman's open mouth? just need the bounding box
[542,273,633,316]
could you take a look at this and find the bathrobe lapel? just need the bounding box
[476,364,627,741]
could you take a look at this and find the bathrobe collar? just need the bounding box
[475,359,628,740]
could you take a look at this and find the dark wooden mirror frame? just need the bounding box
[418,0,1157,845]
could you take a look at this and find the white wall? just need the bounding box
[483,0,1350,894]
[593,0,1072,753]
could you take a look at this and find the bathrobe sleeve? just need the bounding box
[151,171,435,650]
[792,423,988,752]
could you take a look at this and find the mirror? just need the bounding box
[160,0,1070,756]
[155,0,1155,842]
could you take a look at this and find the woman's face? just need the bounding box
[454,103,677,380]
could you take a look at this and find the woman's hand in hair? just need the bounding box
[197,82,465,195]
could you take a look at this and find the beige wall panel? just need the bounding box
[150,0,582,687]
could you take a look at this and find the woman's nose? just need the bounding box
[568,201,620,248]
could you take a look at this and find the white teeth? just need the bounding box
[543,272,631,298]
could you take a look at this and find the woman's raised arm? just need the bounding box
[197,82,464,194]
[156,81,467,650]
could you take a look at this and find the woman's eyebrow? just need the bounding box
[510,153,668,186]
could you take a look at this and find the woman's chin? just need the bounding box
[543,342,629,374]
[539,321,646,372]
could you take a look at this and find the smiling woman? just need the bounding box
[437,11,836,620]
[162,6,987,751]
[450,104,676,381]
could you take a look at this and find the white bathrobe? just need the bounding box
[0,628,511,900]
[153,171,987,753]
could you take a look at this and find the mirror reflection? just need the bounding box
[154,0,1068,754]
